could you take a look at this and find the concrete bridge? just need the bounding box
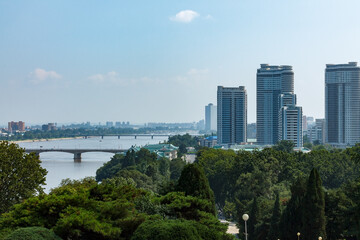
[25,148,128,162]
[84,134,173,139]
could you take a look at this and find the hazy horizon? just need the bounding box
[2,0,360,125]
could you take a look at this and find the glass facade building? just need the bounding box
[217,86,247,144]
[256,64,294,145]
[325,62,360,146]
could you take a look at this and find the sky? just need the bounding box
[2,0,360,125]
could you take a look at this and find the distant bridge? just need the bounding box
[25,148,128,162]
[84,134,173,139]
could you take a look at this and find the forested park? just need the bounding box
[0,137,359,240]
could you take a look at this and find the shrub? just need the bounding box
[4,227,61,240]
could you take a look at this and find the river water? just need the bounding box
[17,136,168,192]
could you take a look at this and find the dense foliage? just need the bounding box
[196,144,360,240]
[4,227,61,240]
[2,135,360,239]
[167,134,199,155]
[0,163,232,239]
[0,141,47,214]
[96,149,186,193]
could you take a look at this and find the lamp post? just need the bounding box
[318,237,322,240]
[297,232,300,240]
[242,214,249,240]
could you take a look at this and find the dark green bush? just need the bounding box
[4,227,61,240]
[131,219,201,240]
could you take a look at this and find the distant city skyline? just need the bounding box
[2,1,360,125]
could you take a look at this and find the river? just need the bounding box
[17,136,168,192]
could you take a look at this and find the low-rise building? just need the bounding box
[200,136,218,148]
[131,143,179,160]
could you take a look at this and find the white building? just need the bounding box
[205,103,217,131]
[278,93,303,147]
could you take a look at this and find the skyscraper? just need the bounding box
[325,62,360,146]
[205,103,217,131]
[278,93,303,147]
[217,86,247,144]
[257,64,294,145]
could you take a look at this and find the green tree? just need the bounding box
[4,227,61,240]
[272,140,295,153]
[177,164,216,215]
[325,189,353,240]
[170,158,186,180]
[168,134,198,148]
[302,168,326,240]
[267,193,281,240]
[0,178,148,240]
[280,177,307,240]
[122,149,136,168]
[131,219,201,240]
[0,141,47,213]
[248,197,259,240]
[158,157,170,179]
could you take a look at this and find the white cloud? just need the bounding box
[88,71,119,84]
[174,68,209,85]
[88,72,159,86]
[30,68,62,84]
[187,68,209,75]
[170,10,199,23]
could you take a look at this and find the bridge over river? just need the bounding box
[25,148,128,162]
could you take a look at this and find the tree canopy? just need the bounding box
[0,141,47,213]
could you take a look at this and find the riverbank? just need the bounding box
[11,136,84,143]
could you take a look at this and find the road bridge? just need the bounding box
[25,148,128,162]
[83,134,173,139]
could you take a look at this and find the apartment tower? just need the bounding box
[205,103,217,131]
[278,93,303,147]
[325,62,360,146]
[257,64,294,145]
[217,86,247,144]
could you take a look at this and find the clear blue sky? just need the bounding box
[1,0,360,125]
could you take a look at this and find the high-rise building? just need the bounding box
[325,62,360,146]
[278,93,303,147]
[302,115,308,135]
[306,116,315,128]
[8,121,25,132]
[257,64,294,145]
[205,103,217,131]
[217,86,247,145]
[308,119,325,144]
[42,123,56,131]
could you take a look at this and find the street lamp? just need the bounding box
[318,237,322,240]
[297,232,300,240]
[242,214,249,240]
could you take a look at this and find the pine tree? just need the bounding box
[248,197,259,240]
[177,163,216,215]
[302,168,326,240]
[122,149,136,168]
[267,193,281,240]
[279,177,307,240]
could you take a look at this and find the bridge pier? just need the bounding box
[135,135,137,139]
[118,135,120,139]
[151,135,154,139]
[74,153,82,163]
[101,136,104,139]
